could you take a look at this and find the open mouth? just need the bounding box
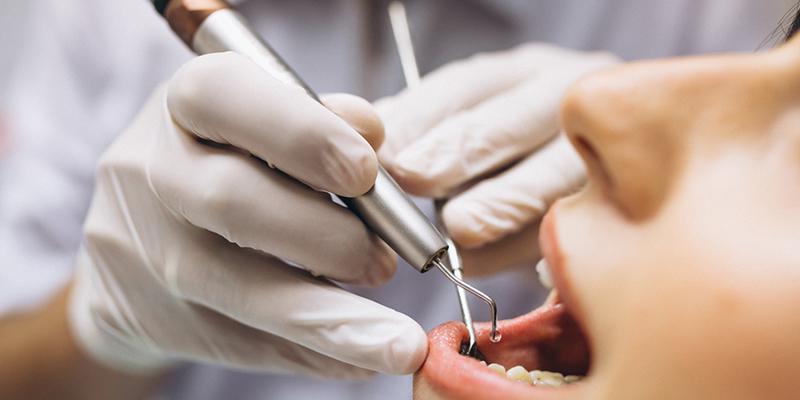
[415,210,593,400]
[415,294,592,399]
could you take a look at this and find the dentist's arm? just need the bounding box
[0,285,162,400]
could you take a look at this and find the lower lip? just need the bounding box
[418,313,583,400]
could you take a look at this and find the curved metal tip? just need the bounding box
[432,258,500,344]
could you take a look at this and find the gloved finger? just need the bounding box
[322,93,385,151]
[376,44,615,162]
[167,52,378,197]
[175,304,377,379]
[388,54,616,198]
[149,125,396,287]
[172,237,428,375]
[459,223,540,277]
[443,136,585,248]
[70,251,377,378]
[376,44,570,159]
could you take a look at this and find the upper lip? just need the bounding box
[540,205,587,332]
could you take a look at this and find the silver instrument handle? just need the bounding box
[193,9,448,271]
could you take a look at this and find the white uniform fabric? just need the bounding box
[0,0,788,398]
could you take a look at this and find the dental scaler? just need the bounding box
[386,2,499,357]
[151,0,500,341]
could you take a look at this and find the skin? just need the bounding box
[0,286,162,400]
[416,33,800,400]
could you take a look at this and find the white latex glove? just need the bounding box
[376,44,618,273]
[68,52,426,378]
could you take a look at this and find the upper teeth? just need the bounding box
[536,259,554,289]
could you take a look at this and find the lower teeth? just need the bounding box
[481,362,583,387]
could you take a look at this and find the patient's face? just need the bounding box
[415,37,800,399]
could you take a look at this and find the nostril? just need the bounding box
[571,135,614,191]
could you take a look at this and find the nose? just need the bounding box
[559,59,724,219]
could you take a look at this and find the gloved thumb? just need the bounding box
[323,93,385,151]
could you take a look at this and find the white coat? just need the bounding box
[0,0,789,398]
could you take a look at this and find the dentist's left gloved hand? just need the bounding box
[377,44,618,275]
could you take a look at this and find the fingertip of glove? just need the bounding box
[331,145,379,197]
[383,320,428,375]
[360,241,397,288]
[312,93,386,196]
[322,93,386,151]
[312,121,379,197]
[382,157,445,198]
[442,201,497,249]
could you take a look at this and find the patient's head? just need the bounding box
[415,22,800,400]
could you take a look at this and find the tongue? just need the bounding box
[473,303,591,375]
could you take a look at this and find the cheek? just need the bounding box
[556,140,800,395]
[555,189,646,353]
[572,169,800,396]
[597,225,800,398]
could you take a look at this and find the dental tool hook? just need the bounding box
[444,236,479,357]
[432,258,501,343]
[389,0,501,347]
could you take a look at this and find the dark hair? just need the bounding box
[758,4,800,48]
[788,4,800,40]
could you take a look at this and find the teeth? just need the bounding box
[536,259,554,289]
[506,366,533,384]
[483,362,583,387]
[530,370,565,387]
[487,363,506,377]
[543,289,559,306]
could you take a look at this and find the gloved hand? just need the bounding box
[68,52,426,378]
[376,43,618,275]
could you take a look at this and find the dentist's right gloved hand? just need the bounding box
[68,52,426,378]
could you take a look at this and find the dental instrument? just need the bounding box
[388,1,500,352]
[151,0,499,342]
[441,236,483,358]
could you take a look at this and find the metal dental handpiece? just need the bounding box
[153,0,494,287]
[388,1,500,346]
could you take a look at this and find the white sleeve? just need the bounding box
[0,0,190,314]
